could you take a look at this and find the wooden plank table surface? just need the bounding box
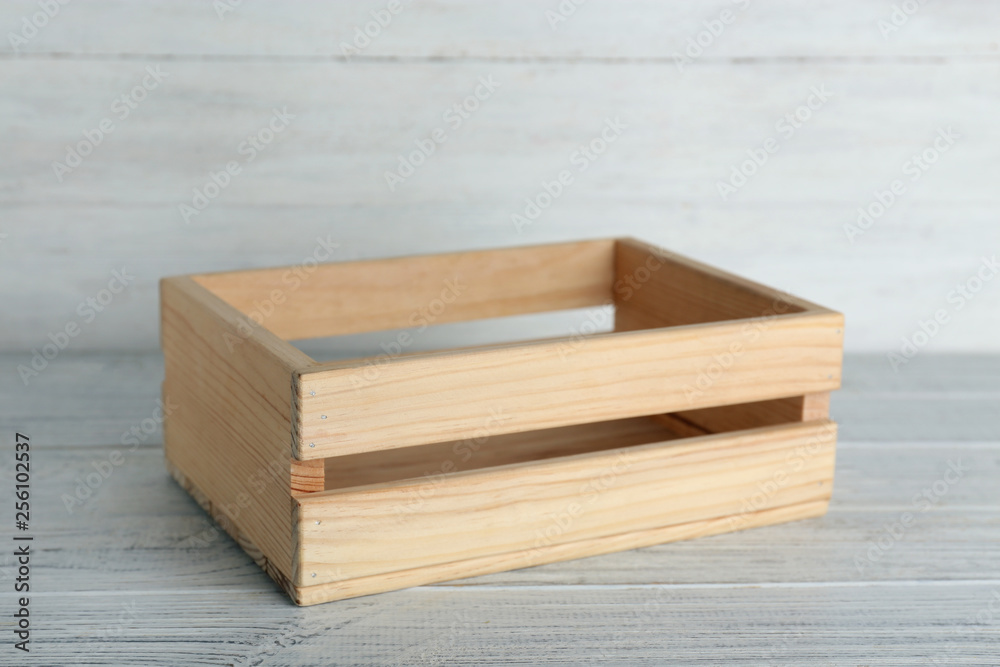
[1,351,998,665]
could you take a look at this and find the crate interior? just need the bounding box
[190,238,809,367]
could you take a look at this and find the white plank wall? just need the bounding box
[1,1,999,354]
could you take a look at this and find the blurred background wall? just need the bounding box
[1,0,998,355]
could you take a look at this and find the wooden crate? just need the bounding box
[160,238,844,606]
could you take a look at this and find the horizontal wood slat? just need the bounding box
[295,310,843,459]
[295,420,837,589]
[192,239,615,341]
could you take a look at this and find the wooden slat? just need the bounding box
[291,459,325,495]
[295,500,831,606]
[295,420,836,592]
[161,276,313,579]
[296,310,844,459]
[191,239,615,341]
[613,237,828,331]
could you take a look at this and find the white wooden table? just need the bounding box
[2,351,998,665]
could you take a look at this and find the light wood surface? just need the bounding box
[160,276,312,580]
[193,239,615,341]
[296,421,835,590]
[613,237,821,332]
[2,351,998,664]
[297,310,843,458]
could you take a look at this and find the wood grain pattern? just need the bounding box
[673,392,831,434]
[296,310,843,458]
[613,236,821,331]
[193,239,614,340]
[296,420,836,592]
[160,276,312,580]
[294,500,832,607]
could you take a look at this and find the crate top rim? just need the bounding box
[160,236,842,377]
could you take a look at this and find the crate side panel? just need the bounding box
[161,277,310,579]
[296,420,836,586]
[192,239,616,341]
[296,311,843,459]
[613,237,828,333]
[292,499,829,606]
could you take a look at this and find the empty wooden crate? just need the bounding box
[160,237,844,606]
